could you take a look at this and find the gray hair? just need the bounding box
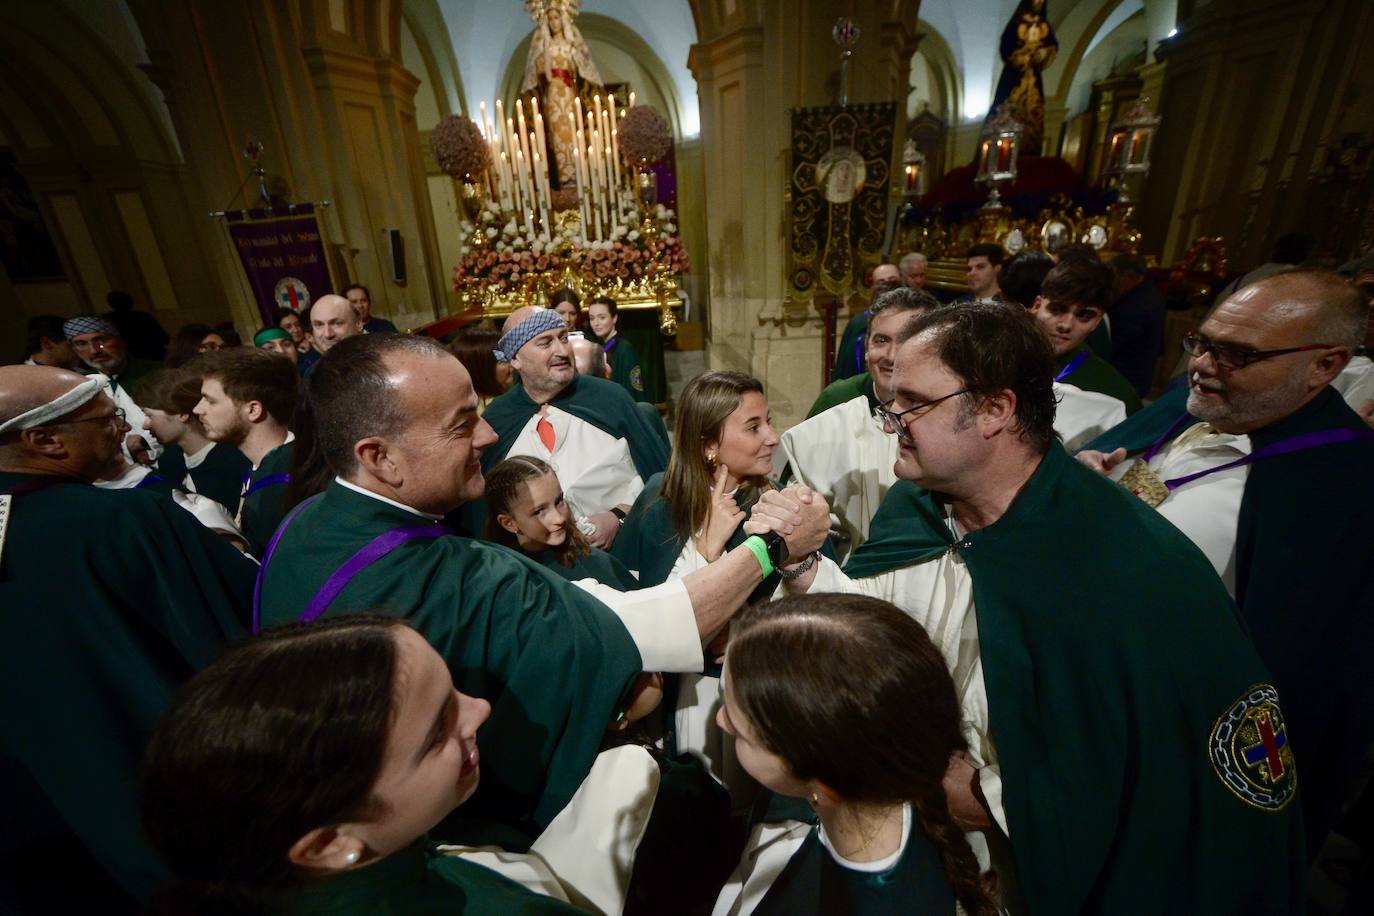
[899,252,928,273]
[870,286,940,320]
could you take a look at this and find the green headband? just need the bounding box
[254,328,292,347]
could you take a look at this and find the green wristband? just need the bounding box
[742,535,773,578]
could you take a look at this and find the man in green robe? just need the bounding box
[0,365,255,904]
[1079,269,1374,859]
[1026,258,1142,414]
[763,302,1304,912]
[831,265,902,382]
[480,307,669,548]
[193,347,299,555]
[257,334,829,847]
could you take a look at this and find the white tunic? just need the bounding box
[778,396,897,559]
[1333,354,1374,411]
[712,804,914,916]
[1110,421,1250,594]
[506,405,645,515]
[1053,382,1128,452]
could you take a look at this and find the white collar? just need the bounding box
[183,440,215,469]
[335,477,444,521]
[817,802,911,874]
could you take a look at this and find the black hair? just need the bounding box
[999,250,1054,308]
[589,296,618,316]
[166,324,219,369]
[25,314,67,356]
[966,243,1004,266]
[897,301,1057,453]
[1039,257,1116,313]
[450,326,508,399]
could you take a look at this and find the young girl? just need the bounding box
[135,367,250,513]
[484,454,639,591]
[140,616,580,915]
[612,371,785,805]
[713,593,999,916]
[586,296,646,402]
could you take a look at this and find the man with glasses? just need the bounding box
[754,301,1304,912]
[1079,269,1374,860]
[0,364,254,904]
[63,315,162,464]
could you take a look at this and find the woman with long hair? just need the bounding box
[483,454,638,590]
[450,325,513,413]
[612,370,785,801]
[713,593,999,916]
[140,615,579,915]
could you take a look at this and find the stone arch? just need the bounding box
[912,20,962,126]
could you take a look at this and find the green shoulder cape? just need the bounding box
[0,474,254,900]
[832,310,870,381]
[533,544,641,591]
[239,440,294,555]
[258,481,643,845]
[806,372,876,419]
[1087,383,1374,854]
[844,448,1304,913]
[604,335,647,403]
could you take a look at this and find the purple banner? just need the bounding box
[224,204,332,325]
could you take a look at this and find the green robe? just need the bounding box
[832,310,870,381]
[806,372,877,419]
[280,838,580,914]
[239,440,293,555]
[1055,345,1142,414]
[0,473,254,901]
[1085,383,1374,856]
[602,335,647,403]
[597,309,667,404]
[532,545,640,591]
[257,481,643,844]
[843,447,1304,913]
[158,443,251,512]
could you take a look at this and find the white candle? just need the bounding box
[629,91,636,109]
[499,151,513,211]
[607,93,621,192]
[607,142,619,232]
[515,102,533,180]
[516,148,533,234]
[506,119,522,211]
[572,133,587,244]
[533,151,550,241]
[533,114,547,175]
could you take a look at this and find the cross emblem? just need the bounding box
[1241,710,1287,782]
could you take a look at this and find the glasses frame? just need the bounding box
[873,388,972,444]
[1182,331,1336,370]
[52,407,126,428]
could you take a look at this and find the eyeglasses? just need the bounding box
[873,389,971,444]
[1181,331,1336,370]
[58,408,126,428]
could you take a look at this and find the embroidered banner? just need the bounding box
[223,204,333,325]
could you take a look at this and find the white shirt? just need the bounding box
[507,404,644,515]
[779,395,897,559]
[1054,382,1128,452]
[713,804,914,916]
[102,373,161,463]
[1334,355,1374,411]
[337,479,704,674]
[1111,422,1250,594]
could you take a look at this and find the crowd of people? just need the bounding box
[3,243,1373,914]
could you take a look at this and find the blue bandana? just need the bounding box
[494,309,565,363]
[62,316,118,339]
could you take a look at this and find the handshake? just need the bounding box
[743,485,831,569]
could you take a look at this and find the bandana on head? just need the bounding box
[0,376,106,435]
[494,309,566,363]
[253,328,292,347]
[62,316,118,339]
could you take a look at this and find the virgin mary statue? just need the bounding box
[521,0,603,188]
[989,0,1058,156]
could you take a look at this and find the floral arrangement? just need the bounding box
[430,114,491,179]
[618,105,671,166]
[453,198,688,294]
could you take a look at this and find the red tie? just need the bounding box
[537,415,555,452]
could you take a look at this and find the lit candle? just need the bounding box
[607,93,621,194]
[515,102,533,179]
[628,91,636,109]
[533,151,550,241]
[533,114,547,174]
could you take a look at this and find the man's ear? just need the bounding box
[1310,346,1351,389]
[1029,296,1046,313]
[354,436,401,484]
[287,825,366,873]
[243,400,267,424]
[509,353,524,374]
[979,389,1018,438]
[19,426,68,457]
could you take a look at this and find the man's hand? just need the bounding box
[586,510,621,549]
[126,434,154,466]
[744,485,829,558]
[1076,447,1127,476]
[1358,398,1374,428]
[942,752,992,832]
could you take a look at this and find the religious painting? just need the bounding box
[0,150,65,281]
[788,103,896,299]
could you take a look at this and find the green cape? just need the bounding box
[239,440,293,555]
[589,309,667,403]
[257,481,643,844]
[0,474,254,900]
[844,447,1304,912]
[158,443,251,512]
[806,372,877,419]
[280,838,580,914]
[1055,345,1141,414]
[831,310,870,381]
[603,334,647,403]
[533,544,641,591]
[1086,384,1374,855]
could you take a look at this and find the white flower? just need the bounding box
[531,240,545,254]
[504,220,518,234]
[664,222,677,234]
[485,227,498,239]
[485,201,500,214]
[628,230,640,241]
[460,221,473,234]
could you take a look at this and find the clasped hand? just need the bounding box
[742,484,830,561]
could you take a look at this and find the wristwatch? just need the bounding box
[760,530,790,570]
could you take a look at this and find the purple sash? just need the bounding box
[241,471,290,497]
[134,474,166,490]
[251,493,450,633]
[1140,413,1374,492]
[1054,350,1091,383]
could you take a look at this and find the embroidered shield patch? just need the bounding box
[630,366,644,392]
[1209,683,1297,811]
